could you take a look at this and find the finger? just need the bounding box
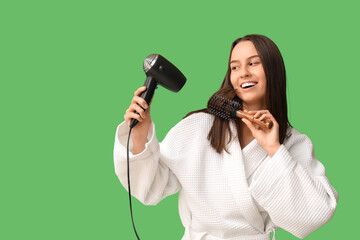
[130,103,146,118]
[134,86,147,97]
[255,109,269,113]
[132,96,148,109]
[254,109,271,118]
[124,112,142,125]
[254,111,262,118]
[127,112,144,123]
[257,110,275,122]
[259,112,277,127]
[246,110,256,115]
[124,110,140,121]
[259,114,267,121]
[126,103,145,118]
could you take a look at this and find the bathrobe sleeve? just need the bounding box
[248,128,339,239]
[113,121,181,206]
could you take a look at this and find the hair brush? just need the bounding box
[207,94,273,129]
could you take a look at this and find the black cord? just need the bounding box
[127,127,141,240]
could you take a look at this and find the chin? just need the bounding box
[239,96,260,103]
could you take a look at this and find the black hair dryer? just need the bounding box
[130,54,187,128]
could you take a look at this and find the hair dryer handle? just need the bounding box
[140,76,157,105]
[130,76,157,129]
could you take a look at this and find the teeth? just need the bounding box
[241,82,257,88]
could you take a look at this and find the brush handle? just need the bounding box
[236,110,273,129]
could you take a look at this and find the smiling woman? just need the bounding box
[186,35,289,154]
[114,34,339,240]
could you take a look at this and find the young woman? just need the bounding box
[114,34,338,240]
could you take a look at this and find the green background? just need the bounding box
[1,0,358,239]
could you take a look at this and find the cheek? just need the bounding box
[253,69,266,86]
[260,78,267,95]
[258,69,266,83]
[230,78,237,89]
[230,73,238,86]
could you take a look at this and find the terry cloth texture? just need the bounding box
[114,112,338,240]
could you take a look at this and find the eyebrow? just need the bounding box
[230,55,259,63]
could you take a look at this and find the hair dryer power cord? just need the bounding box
[127,127,141,240]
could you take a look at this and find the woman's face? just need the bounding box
[230,41,267,109]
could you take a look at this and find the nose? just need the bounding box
[240,67,250,78]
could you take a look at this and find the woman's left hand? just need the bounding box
[241,110,281,157]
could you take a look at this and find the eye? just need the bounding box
[249,62,259,66]
[231,66,239,70]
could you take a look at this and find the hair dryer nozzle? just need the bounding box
[143,54,159,73]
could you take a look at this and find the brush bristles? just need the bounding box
[207,95,242,120]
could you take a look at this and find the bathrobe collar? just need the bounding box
[223,121,269,233]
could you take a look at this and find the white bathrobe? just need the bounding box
[113,112,338,240]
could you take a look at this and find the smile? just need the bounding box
[241,81,258,89]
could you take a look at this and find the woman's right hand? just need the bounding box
[124,86,152,143]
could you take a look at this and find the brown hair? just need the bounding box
[185,34,292,153]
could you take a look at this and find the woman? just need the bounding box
[114,34,338,239]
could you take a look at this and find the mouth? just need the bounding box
[241,81,258,90]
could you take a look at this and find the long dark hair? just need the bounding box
[185,34,292,153]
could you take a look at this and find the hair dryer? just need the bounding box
[130,54,187,128]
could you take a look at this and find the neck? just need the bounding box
[239,120,252,135]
